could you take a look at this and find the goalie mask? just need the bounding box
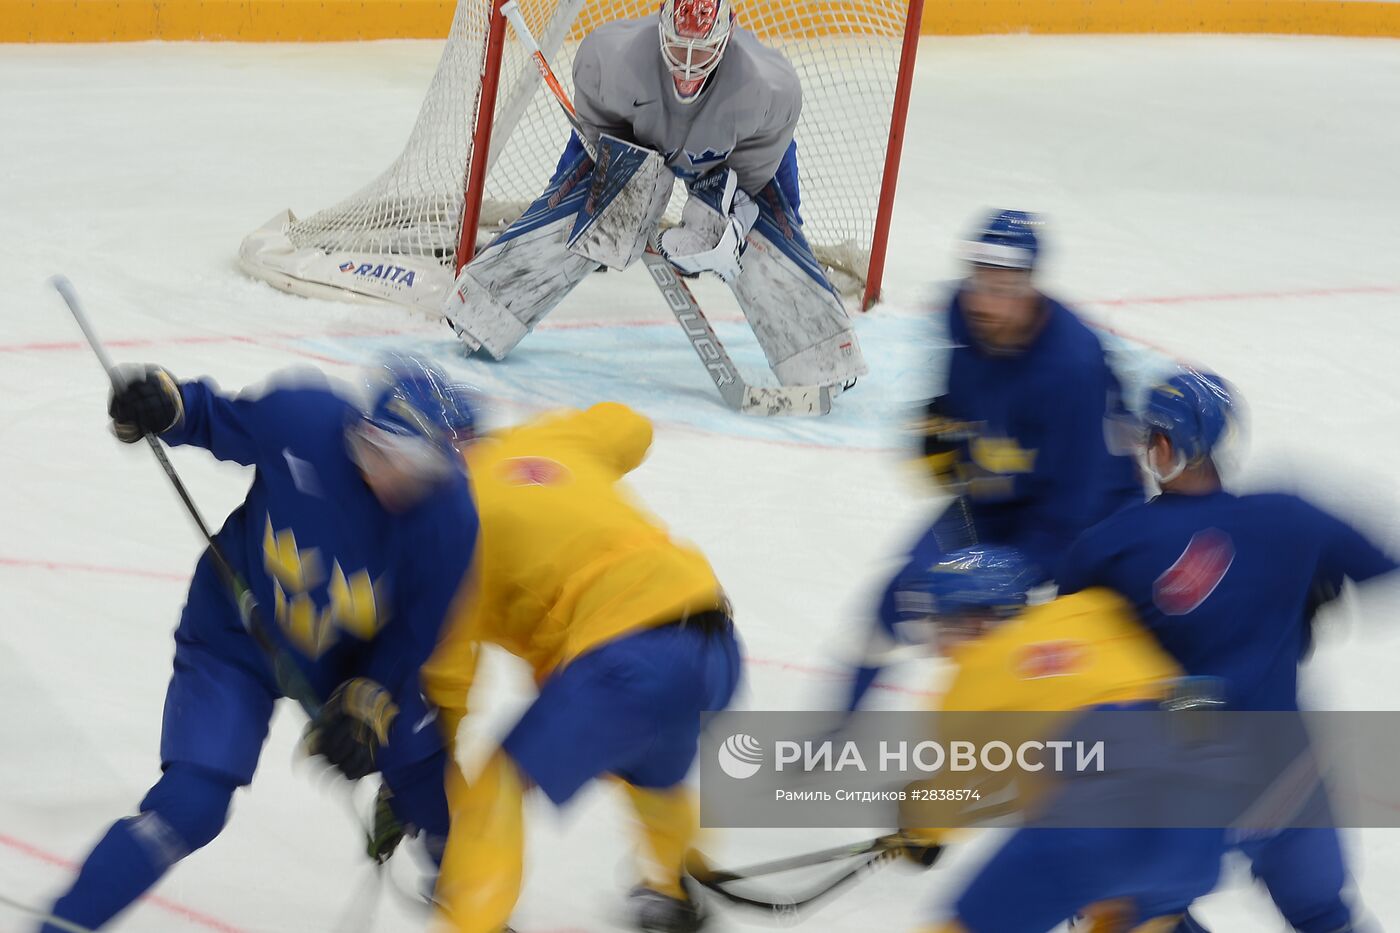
[659,0,734,104]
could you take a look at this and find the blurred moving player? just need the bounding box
[892,547,1223,933]
[420,401,742,933]
[1060,371,1400,933]
[847,210,1141,710]
[41,358,478,933]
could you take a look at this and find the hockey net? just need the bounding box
[239,0,923,314]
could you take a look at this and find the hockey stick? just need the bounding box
[640,248,832,416]
[696,850,898,919]
[685,836,907,919]
[688,834,898,883]
[0,890,95,933]
[50,275,323,719]
[498,3,833,417]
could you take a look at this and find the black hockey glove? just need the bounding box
[108,365,183,444]
[884,831,944,869]
[915,395,976,486]
[306,678,398,780]
[903,842,945,868]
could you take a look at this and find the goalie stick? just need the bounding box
[641,247,832,416]
[49,275,324,720]
[498,1,833,417]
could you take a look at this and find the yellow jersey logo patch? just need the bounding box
[499,457,571,486]
[1016,641,1085,679]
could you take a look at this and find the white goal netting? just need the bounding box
[239,0,916,314]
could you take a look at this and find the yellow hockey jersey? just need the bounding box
[903,589,1183,839]
[941,587,1182,713]
[423,403,725,731]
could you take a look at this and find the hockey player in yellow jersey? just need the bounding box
[421,401,741,933]
[883,547,1227,933]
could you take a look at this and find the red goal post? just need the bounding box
[240,0,925,314]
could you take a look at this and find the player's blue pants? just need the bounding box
[1240,828,1351,932]
[553,133,803,216]
[503,613,743,802]
[42,559,452,932]
[952,826,1223,932]
[1172,829,1353,933]
[951,702,1228,932]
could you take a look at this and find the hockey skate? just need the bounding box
[824,377,858,400]
[629,880,705,933]
[444,312,482,355]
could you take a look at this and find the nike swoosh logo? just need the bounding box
[632,98,653,107]
[413,709,439,733]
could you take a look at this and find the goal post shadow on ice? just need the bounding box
[286,290,1182,449]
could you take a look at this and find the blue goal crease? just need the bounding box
[290,316,1177,452]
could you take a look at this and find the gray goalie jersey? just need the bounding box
[572,17,802,195]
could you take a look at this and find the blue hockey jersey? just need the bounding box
[938,289,1142,580]
[161,375,479,715]
[1060,491,1398,710]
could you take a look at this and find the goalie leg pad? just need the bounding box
[567,134,672,271]
[445,151,602,360]
[731,180,868,387]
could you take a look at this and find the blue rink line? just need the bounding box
[289,313,1178,451]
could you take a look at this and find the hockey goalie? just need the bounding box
[444,0,868,398]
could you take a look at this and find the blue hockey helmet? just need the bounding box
[1142,369,1235,470]
[364,355,478,451]
[897,546,1038,626]
[960,210,1043,271]
[350,355,480,487]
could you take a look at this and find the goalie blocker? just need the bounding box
[444,135,867,393]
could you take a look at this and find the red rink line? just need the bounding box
[0,556,187,583]
[3,281,1399,357]
[745,656,939,699]
[0,557,933,933]
[0,829,592,933]
[0,327,413,357]
[0,556,941,699]
[0,833,251,933]
[3,279,1385,456]
[1084,283,1400,308]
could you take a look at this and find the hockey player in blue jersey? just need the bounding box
[40,356,479,933]
[1059,370,1400,933]
[846,210,1142,710]
[890,547,1226,933]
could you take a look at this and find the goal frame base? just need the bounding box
[239,210,455,317]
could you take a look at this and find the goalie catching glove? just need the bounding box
[653,169,759,285]
[305,678,398,780]
[108,365,183,443]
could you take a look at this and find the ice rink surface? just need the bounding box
[4,31,1400,932]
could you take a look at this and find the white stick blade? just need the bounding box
[740,385,832,417]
